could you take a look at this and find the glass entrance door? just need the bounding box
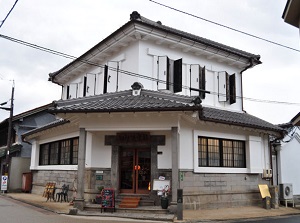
[120,148,151,194]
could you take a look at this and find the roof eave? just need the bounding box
[200,116,284,137]
[50,106,202,114]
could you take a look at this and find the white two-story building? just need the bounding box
[23,11,283,210]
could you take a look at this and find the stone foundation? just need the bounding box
[180,172,269,209]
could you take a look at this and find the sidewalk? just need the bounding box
[2,193,300,222]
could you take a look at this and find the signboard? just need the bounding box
[96,175,103,180]
[153,179,170,191]
[100,188,115,212]
[258,184,271,199]
[1,175,8,191]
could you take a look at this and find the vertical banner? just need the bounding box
[1,175,8,191]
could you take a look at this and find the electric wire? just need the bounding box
[149,0,300,53]
[0,0,19,29]
[0,33,299,107]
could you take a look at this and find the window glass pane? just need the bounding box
[40,144,49,165]
[223,140,233,167]
[233,141,245,167]
[208,139,219,167]
[198,137,207,166]
[61,140,71,165]
[197,136,245,168]
[72,138,79,165]
[49,142,59,165]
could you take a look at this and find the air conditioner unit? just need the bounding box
[262,169,272,178]
[279,184,293,200]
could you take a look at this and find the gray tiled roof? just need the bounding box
[49,89,283,134]
[201,106,283,132]
[50,90,199,113]
[135,13,261,62]
[22,119,69,139]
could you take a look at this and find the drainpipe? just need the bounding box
[240,58,254,112]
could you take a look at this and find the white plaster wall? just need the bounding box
[178,117,270,174]
[30,131,79,171]
[61,40,244,112]
[88,131,111,168]
[278,132,300,195]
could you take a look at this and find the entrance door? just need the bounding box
[120,148,151,194]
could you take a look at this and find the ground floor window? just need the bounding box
[39,138,78,165]
[198,136,245,168]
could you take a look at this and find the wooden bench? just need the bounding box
[42,182,56,202]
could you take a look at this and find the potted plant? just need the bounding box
[160,185,170,209]
[95,186,104,204]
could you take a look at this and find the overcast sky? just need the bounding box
[0,0,299,124]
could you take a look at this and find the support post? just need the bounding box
[74,128,86,211]
[171,127,179,203]
[177,189,183,220]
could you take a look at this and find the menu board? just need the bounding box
[100,188,115,212]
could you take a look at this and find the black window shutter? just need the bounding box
[83,76,87,97]
[66,86,70,99]
[200,66,206,99]
[225,72,229,101]
[103,65,108,94]
[166,57,170,90]
[229,73,236,104]
[173,58,182,93]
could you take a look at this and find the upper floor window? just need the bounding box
[157,56,182,93]
[67,83,78,99]
[189,64,206,99]
[39,138,79,165]
[198,136,245,168]
[218,72,236,104]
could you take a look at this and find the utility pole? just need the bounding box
[4,84,14,181]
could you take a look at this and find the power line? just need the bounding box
[0,0,19,29]
[0,33,299,107]
[149,0,300,53]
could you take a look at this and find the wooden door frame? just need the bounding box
[119,147,151,194]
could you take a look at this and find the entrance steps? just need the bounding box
[84,204,169,214]
[84,194,167,214]
[116,194,155,207]
[119,197,140,208]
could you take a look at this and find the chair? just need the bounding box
[56,184,69,202]
[43,182,56,202]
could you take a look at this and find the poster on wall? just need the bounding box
[1,175,8,191]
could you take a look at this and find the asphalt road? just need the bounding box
[201,215,300,223]
[0,196,167,223]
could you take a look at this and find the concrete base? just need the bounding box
[68,208,78,215]
[73,199,85,211]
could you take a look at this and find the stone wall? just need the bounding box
[31,170,77,199]
[31,169,112,202]
[180,172,269,209]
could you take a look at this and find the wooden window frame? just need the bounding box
[39,137,79,165]
[198,136,246,168]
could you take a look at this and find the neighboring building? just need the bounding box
[282,0,300,35]
[274,112,300,199]
[23,12,283,210]
[0,104,56,192]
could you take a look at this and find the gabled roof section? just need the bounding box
[12,103,53,122]
[49,89,201,113]
[0,103,52,125]
[47,85,282,135]
[22,118,69,139]
[200,106,284,133]
[282,0,300,28]
[290,112,300,126]
[49,11,261,85]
